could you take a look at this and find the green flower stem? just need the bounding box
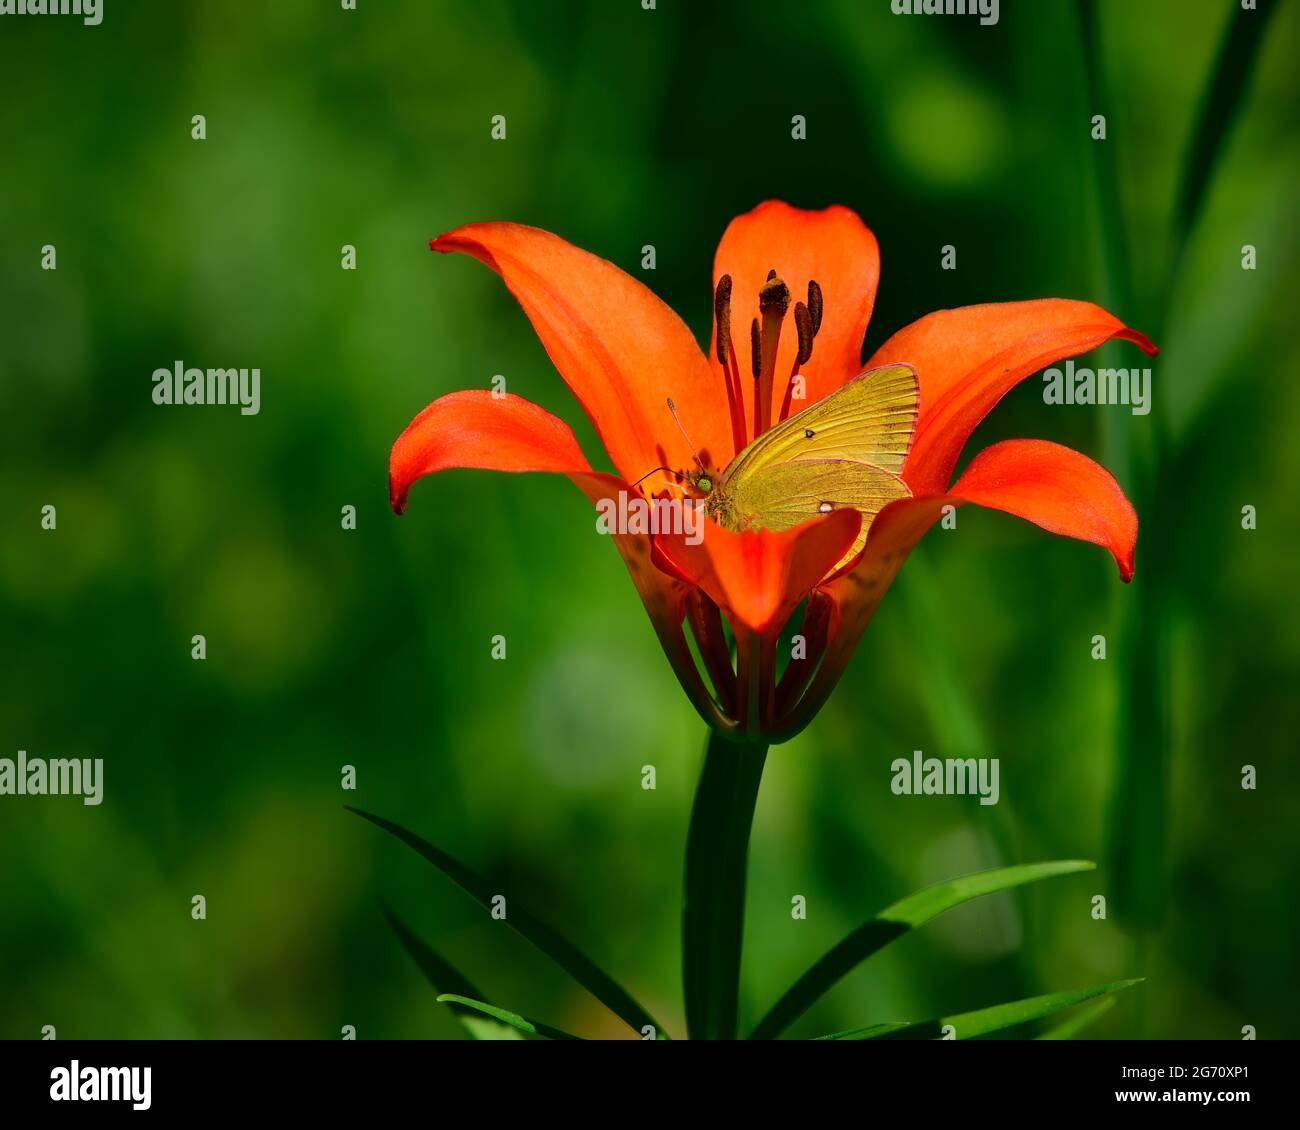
[682,730,768,1040]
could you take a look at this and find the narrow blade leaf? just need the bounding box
[349,806,668,1039]
[1175,0,1281,243]
[750,860,1095,1039]
[1036,995,1117,1040]
[817,979,1142,1041]
[437,995,585,1041]
[380,902,521,1040]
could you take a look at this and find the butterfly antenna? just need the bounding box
[667,398,705,470]
[631,465,678,490]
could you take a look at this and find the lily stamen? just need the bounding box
[780,301,815,422]
[794,301,814,366]
[807,278,823,336]
[725,326,747,450]
[717,271,748,452]
[714,274,746,453]
[756,274,790,436]
[713,275,732,364]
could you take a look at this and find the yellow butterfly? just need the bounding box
[671,363,919,567]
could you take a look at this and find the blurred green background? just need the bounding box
[1,0,1296,1040]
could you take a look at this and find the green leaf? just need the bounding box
[750,860,1095,1040]
[1102,0,1279,968]
[348,806,668,1040]
[380,902,521,1040]
[1174,0,1281,248]
[436,995,585,1041]
[819,1021,912,1040]
[1036,995,1117,1040]
[817,979,1142,1041]
[1075,0,1135,321]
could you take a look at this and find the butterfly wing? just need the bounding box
[728,456,911,530]
[725,362,919,485]
[712,364,919,568]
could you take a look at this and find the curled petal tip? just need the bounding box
[950,439,1138,585]
[388,452,408,513]
[431,227,472,254]
[388,389,596,518]
[1120,326,1160,356]
[389,478,408,515]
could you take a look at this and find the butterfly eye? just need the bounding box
[697,476,713,493]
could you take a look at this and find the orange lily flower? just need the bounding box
[390,201,1156,744]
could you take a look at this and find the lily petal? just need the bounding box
[432,222,728,484]
[654,509,862,639]
[711,201,881,427]
[390,389,597,512]
[868,299,1157,495]
[773,436,1136,739]
[948,439,1137,582]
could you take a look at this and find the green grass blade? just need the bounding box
[1075,0,1135,320]
[817,979,1142,1041]
[819,1021,912,1040]
[1174,0,1281,247]
[437,995,585,1041]
[380,902,521,1040]
[1036,995,1117,1040]
[349,806,668,1040]
[749,860,1095,1040]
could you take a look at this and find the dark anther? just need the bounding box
[766,268,777,281]
[759,276,790,317]
[794,301,814,365]
[750,318,762,379]
[807,279,824,336]
[714,274,733,364]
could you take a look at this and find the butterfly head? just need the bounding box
[682,469,714,496]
